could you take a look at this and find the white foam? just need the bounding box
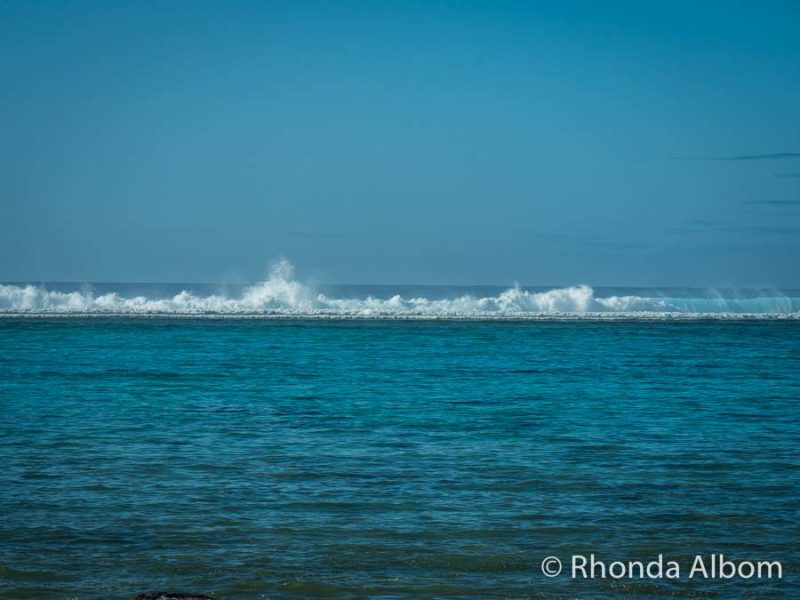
[1,259,798,319]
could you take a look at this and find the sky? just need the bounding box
[1,0,799,287]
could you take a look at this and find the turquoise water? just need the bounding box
[1,318,799,598]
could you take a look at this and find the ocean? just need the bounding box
[1,276,799,598]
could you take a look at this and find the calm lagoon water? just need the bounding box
[1,318,799,598]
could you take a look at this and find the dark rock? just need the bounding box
[133,594,216,600]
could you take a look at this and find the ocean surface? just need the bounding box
[1,279,799,598]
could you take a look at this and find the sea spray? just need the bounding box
[1,260,799,318]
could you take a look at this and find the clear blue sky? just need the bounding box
[2,1,799,286]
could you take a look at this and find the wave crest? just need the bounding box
[1,261,798,319]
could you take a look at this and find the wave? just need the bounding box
[1,260,799,320]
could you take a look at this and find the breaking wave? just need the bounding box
[1,260,799,320]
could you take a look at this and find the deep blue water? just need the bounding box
[1,318,799,598]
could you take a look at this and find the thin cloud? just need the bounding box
[537,233,647,248]
[580,241,648,249]
[671,152,800,161]
[288,231,369,239]
[744,226,800,235]
[667,221,723,235]
[669,220,800,236]
[743,200,800,206]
